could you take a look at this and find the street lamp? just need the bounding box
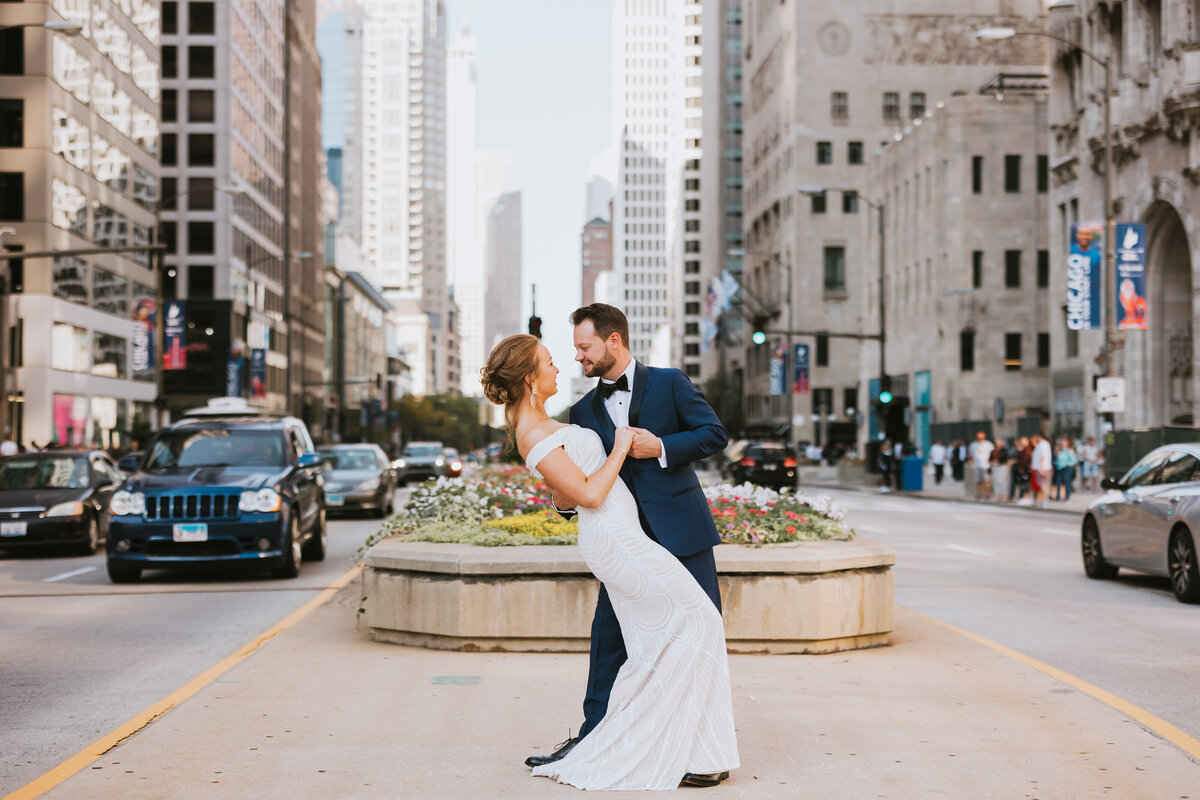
[0,19,85,35]
[976,25,1117,380]
[729,247,794,447]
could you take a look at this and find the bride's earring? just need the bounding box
[530,384,538,409]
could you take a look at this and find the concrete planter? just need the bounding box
[363,538,894,654]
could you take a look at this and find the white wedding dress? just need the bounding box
[526,425,739,791]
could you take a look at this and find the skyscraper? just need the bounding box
[484,191,522,355]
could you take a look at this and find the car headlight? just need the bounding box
[240,488,282,513]
[450,461,462,472]
[393,459,406,469]
[46,501,86,518]
[110,491,146,516]
[435,457,445,467]
[358,477,380,491]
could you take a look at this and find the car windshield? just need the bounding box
[404,445,441,458]
[144,430,288,470]
[319,449,378,471]
[0,457,90,490]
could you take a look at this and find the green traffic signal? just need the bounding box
[751,330,767,345]
[878,390,893,404]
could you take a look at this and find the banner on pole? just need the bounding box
[163,301,187,370]
[250,348,267,400]
[793,343,809,394]
[1115,222,1148,331]
[769,341,787,396]
[1066,222,1103,330]
[225,350,244,397]
[131,298,155,377]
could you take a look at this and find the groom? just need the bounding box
[526,303,730,788]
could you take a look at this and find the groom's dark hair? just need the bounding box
[571,303,629,349]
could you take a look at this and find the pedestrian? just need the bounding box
[990,438,1010,502]
[968,431,994,501]
[1010,436,1032,503]
[929,439,947,485]
[950,440,965,483]
[1031,433,1053,507]
[877,440,893,492]
[1079,436,1100,491]
[1054,437,1078,501]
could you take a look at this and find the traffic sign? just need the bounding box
[1095,377,1126,413]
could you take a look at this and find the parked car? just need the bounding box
[317,444,396,517]
[723,441,799,489]
[0,450,122,555]
[1083,444,1200,603]
[442,447,464,478]
[105,399,326,583]
[393,441,446,485]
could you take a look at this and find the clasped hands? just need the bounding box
[552,427,661,512]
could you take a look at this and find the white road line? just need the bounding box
[945,544,995,557]
[40,566,97,583]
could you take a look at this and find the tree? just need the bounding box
[703,370,745,438]
[393,393,503,453]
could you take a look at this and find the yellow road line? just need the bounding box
[4,565,362,800]
[911,608,1200,761]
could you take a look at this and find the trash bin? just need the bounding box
[900,456,924,492]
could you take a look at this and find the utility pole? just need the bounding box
[528,283,542,338]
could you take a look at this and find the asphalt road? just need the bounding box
[824,488,1200,743]
[0,495,401,795]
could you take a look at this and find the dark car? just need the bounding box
[105,406,326,583]
[393,441,447,485]
[724,441,798,489]
[117,451,143,475]
[317,444,396,517]
[0,450,122,555]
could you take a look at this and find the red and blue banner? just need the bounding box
[1066,222,1103,330]
[250,348,267,400]
[793,344,809,394]
[163,301,187,370]
[1115,222,1148,331]
[131,298,155,377]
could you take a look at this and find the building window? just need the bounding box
[972,156,983,194]
[53,256,88,304]
[685,178,700,190]
[188,46,215,79]
[1005,250,1021,288]
[187,133,215,166]
[0,172,23,220]
[1037,154,1049,193]
[811,192,826,214]
[972,250,983,289]
[1066,327,1079,358]
[0,99,23,147]
[684,281,701,296]
[848,141,863,165]
[188,177,215,210]
[960,331,975,372]
[187,221,215,254]
[883,91,900,120]
[163,1,178,34]
[1037,332,1050,367]
[684,302,700,315]
[161,133,177,166]
[188,2,216,34]
[816,334,829,367]
[1037,250,1049,288]
[910,91,926,118]
[685,322,699,335]
[816,141,832,164]
[0,29,23,75]
[823,246,845,291]
[188,89,215,122]
[843,387,858,415]
[162,89,177,122]
[52,324,89,372]
[92,267,128,316]
[1005,154,1021,193]
[1005,333,1022,371]
[162,45,177,79]
[831,91,848,120]
[685,260,700,274]
[188,264,214,298]
[685,343,700,356]
[91,333,128,379]
[842,191,858,214]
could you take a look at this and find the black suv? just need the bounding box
[106,403,326,583]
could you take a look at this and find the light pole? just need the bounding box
[976,26,1116,383]
[728,248,794,447]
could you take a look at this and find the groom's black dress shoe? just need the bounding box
[525,736,579,768]
[681,771,730,788]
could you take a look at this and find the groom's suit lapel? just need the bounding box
[629,361,649,429]
[589,385,616,450]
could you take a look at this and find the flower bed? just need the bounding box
[361,466,852,553]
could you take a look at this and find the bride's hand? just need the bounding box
[614,427,636,456]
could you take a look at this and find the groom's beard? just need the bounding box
[580,351,617,379]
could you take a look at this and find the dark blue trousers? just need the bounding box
[577,546,722,739]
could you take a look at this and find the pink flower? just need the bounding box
[786,526,795,533]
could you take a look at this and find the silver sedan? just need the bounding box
[1083,444,1200,603]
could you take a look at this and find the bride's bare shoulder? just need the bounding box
[516,422,571,461]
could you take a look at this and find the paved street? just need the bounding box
[0,494,401,795]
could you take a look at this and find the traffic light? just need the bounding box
[877,375,893,405]
[528,315,542,339]
[751,316,768,345]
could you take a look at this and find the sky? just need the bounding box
[448,0,615,414]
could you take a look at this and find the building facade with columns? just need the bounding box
[1047,1,1199,435]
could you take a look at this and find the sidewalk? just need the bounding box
[38,583,1200,799]
[905,475,1097,515]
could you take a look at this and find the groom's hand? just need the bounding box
[627,427,663,459]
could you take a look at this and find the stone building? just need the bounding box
[868,89,1052,453]
[740,2,1047,449]
[581,212,612,308]
[1047,1,1199,434]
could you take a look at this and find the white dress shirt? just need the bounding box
[600,360,669,468]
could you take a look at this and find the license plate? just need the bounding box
[1,521,26,537]
[173,523,208,542]
[327,495,344,507]
[763,463,777,471]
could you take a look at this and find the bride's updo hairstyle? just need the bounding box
[480,333,540,438]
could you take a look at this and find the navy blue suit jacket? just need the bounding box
[569,362,727,557]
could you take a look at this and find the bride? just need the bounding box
[481,334,739,791]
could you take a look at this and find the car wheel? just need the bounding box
[76,515,100,556]
[1169,527,1200,604]
[1081,515,1118,579]
[271,515,302,579]
[302,505,327,562]
[107,561,140,583]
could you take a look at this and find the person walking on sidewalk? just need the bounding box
[1010,436,1032,503]
[950,440,966,484]
[990,438,1010,502]
[1054,437,1078,501]
[969,431,994,501]
[929,440,947,485]
[1079,436,1100,491]
[1031,433,1053,507]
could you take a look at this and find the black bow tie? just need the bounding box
[599,375,629,399]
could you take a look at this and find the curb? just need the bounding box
[799,482,1086,517]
